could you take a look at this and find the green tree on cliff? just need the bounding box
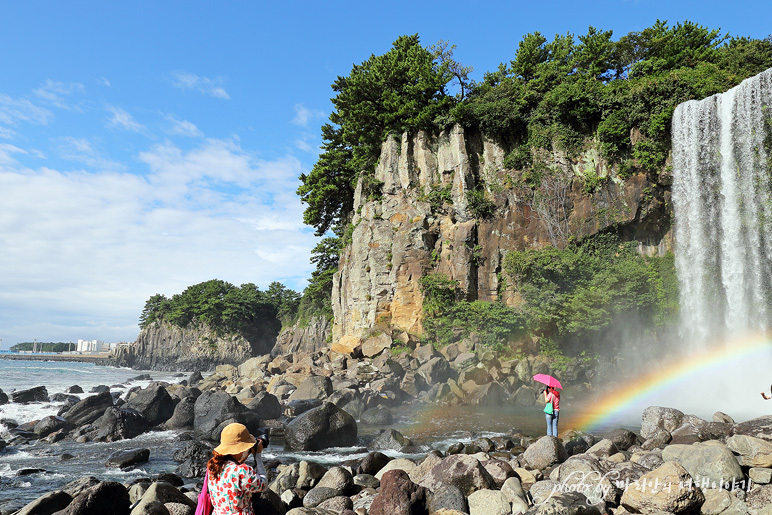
[297,34,455,237]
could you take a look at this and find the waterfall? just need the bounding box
[672,68,772,344]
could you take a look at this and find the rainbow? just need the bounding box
[571,333,772,433]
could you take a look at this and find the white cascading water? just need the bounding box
[672,68,772,345]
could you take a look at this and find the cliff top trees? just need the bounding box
[138,279,298,342]
[298,34,454,237]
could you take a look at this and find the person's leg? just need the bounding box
[552,410,559,437]
[545,413,553,436]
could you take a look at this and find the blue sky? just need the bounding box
[0,1,769,347]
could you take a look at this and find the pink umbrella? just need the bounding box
[533,373,563,389]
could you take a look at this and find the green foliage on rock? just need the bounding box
[503,233,678,353]
[419,273,526,349]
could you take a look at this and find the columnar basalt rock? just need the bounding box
[332,124,671,348]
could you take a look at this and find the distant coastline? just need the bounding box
[0,352,110,363]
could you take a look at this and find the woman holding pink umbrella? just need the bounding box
[533,374,562,437]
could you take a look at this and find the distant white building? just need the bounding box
[77,339,106,353]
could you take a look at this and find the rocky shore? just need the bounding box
[2,344,772,514]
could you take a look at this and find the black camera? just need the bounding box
[256,434,269,449]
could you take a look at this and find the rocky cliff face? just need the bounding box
[332,124,672,350]
[109,321,260,371]
[271,316,331,358]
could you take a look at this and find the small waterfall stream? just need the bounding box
[672,69,772,343]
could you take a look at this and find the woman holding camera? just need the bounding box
[544,386,560,437]
[206,422,268,515]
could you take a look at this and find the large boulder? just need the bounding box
[11,386,49,404]
[288,376,333,402]
[14,490,72,515]
[238,356,271,380]
[661,441,744,486]
[91,406,149,441]
[316,466,355,496]
[61,392,114,426]
[356,451,392,476]
[640,406,684,440]
[246,391,282,420]
[370,429,414,452]
[620,461,705,514]
[105,448,150,469]
[0,388,8,404]
[164,397,196,429]
[60,481,130,515]
[726,434,772,467]
[131,481,196,513]
[369,469,429,515]
[127,384,176,427]
[467,489,511,515]
[733,415,772,442]
[523,436,568,470]
[418,454,495,496]
[284,402,357,451]
[417,357,453,385]
[193,390,257,439]
[172,441,213,478]
[33,416,74,438]
[426,484,467,514]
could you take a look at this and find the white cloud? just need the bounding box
[165,114,203,138]
[0,139,316,345]
[170,71,230,100]
[295,139,313,152]
[55,137,126,172]
[107,105,144,132]
[98,77,111,87]
[0,126,16,139]
[33,80,85,110]
[291,103,324,127]
[0,94,53,125]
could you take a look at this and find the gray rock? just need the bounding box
[529,491,602,515]
[523,436,568,470]
[14,490,72,515]
[163,502,193,515]
[92,406,149,441]
[193,390,256,440]
[33,415,74,438]
[605,428,640,451]
[316,466,355,496]
[288,376,333,402]
[127,384,176,427]
[662,441,744,486]
[62,391,114,426]
[11,386,49,404]
[726,434,772,467]
[360,406,393,425]
[427,484,468,513]
[356,451,392,476]
[419,454,494,496]
[106,448,150,469]
[0,388,8,404]
[269,462,300,493]
[172,441,212,478]
[302,487,339,507]
[132,481,196,514]
[63,481,130,515]
[61,476,101,498]
[246,391,282,420]
[640,406,685,440]
[586,438,619,457]
[354,474,379,489]
[750,467,772,484]
[284,402,357,451]
[317,495,353,512]
[641,428,672,450]
[467,488,511,515]
[620,461,705,514]
[733,415,772,442]
[297,460,328,489]
[131,500,169,515]
[164,397,195,429]
[418,356,454,385]
[370,429,414,452]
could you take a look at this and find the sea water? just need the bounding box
[0,359,188,511]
